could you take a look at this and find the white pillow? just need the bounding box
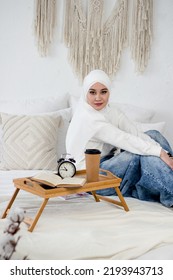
[0,95,69,123]
[135,121,166,133]
[25,96,69,114]
[69,95,79,114]
[56,108,71,159]
[69,95,154,122]
[0,109,71,170]
[0,125,2,163]
[113,102,154,122]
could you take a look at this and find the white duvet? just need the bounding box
[0,170,173,260]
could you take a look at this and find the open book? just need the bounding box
[31,171,86,188]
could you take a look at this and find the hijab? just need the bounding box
[82,69,112,100]
[66,70,112,166]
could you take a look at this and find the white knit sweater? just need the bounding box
[68,104,161,170]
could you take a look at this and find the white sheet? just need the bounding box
[0,170,173,260]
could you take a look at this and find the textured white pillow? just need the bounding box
[1,112,63,170]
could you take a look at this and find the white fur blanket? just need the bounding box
[0,170,173,260]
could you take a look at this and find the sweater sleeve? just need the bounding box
[95,121,162,157]
[116,110,158,143]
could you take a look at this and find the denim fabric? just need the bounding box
[99,130,173,207]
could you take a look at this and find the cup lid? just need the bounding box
[85,149,101,154]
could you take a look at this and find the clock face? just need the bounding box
[58,161,76,178]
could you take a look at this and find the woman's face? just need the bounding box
[86,82,110,111]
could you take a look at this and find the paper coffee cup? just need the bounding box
[85,149,101,182]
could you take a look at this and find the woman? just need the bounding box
[66,69,173,207]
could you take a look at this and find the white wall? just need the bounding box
[0,0,173,146]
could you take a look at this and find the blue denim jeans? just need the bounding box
[99,130,173,207]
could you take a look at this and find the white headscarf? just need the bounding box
[66,69,112,166]
[82,69,112,99]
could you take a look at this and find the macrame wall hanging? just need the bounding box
[131,0,153,73]
[33,0,153,79]
[34,0,56,56]
[64,0,128,81]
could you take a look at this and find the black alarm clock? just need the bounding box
[57,154,76,178]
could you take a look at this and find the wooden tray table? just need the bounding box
[1,169,129,232]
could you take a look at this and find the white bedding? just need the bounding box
[0,170,173,260]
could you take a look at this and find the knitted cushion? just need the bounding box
[1,112,62,170]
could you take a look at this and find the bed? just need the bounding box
[0,95,173,260]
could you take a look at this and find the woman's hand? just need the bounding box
[160,149,173,170]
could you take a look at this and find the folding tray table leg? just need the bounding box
[91,191,100,202]
[28,198,49,232]
[1,188,20,219]
[115,187,129,211]
[93,187,129,212]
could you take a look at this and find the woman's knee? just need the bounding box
[145,130,162,140]
[145,130,167,146]
[145,130,172,153]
